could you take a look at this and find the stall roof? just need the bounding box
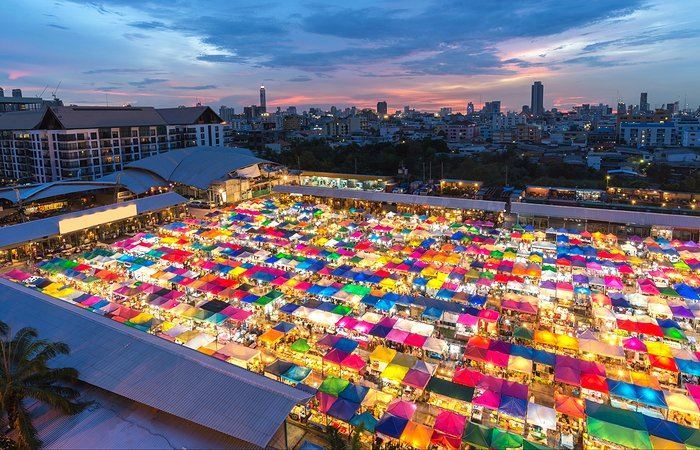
[273,185,506,212]
[0,280,311,448]
[0,192,187,248]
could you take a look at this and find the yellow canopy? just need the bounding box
[665,392,700,415]
[381,363,409,382]
[645,341,672,357]
[370,345,398,364]
[534,330,557,346]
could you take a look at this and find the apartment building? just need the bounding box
[0,105,223,182]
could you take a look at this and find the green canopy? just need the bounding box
[585,401,651,449]
[513,326,534,340]
[663,327,687,341]
[522,440,553,450]
[425,377,474,402]
[462,423,491,449]
[291,339,311,353]
[332,304,352,316]
[319,376,350,396]
[491,429,524,449]
[659,287,680,297]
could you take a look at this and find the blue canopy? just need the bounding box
[340,384,369,403]
[375,414,408,438]
[327,398,360,422]
[350,412,378,432]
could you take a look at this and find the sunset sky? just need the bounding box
[3,0,700,112]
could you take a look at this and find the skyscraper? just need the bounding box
[466,102,474,115]
[377,101,388,116]
[259,85,267,113]
[640,92,648,113]
[531,81,544,116]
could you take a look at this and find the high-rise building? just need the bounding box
[259,85,267,113]
[439,107,452,117]
[403,105,410,115]
[0,105,224,183]
[466,102,474,115]
[617,102,626,115]
[377,101,388,116]
[530,81,544,116]
[640,92,649,113]
[0,86,63,113]
[482,101,501,115]
[218,106,236,123]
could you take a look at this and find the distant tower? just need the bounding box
[377,101,388,116]
[467,102,474,115]
[640,92,648,113]
[259,85,267,113]
[530,81,544,116]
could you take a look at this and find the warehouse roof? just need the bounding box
[126,146,269,190]
[0,280,312,448]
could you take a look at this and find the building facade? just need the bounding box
[0,105,223,183]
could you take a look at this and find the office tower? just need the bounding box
[218,106,236,122]
[377,101,388,116]
[531,81,544,116]
[259,85,267,113]
[403,105,410,115]
[640,92,648,113]
[617,102,626,115]
[483,101,501,115]
[466,102,474,115]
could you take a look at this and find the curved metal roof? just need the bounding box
[126,146,268,190]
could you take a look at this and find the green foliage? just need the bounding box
[325,425,348,450]
[0,322,90,450]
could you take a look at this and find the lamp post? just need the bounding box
[605,175,611,190]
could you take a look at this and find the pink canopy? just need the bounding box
[340,354,366,372]
[386,329,410,344]
[336,316,358,329]
[316,392,337,413]
[403,369,431,389]
[622,337,647,352]
[457,314,479,327]
[387,400,417,420]
[472,390,500,409]
[485,350,509,367]
[434,411,466,438]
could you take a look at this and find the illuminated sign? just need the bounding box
[58,204,137,234]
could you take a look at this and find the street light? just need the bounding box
[605,175,611,189]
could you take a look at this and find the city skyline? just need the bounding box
[3,0,700,112]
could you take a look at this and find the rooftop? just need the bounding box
[0,279,312,448]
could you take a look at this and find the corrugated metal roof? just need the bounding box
[273,184,507,212]
[0,181,116,204]
[156,106,217,125]
[511,201,700,229]
[0,109,45,130]
[0,192,186,248]
[98,170,168,195]
[50,106,167,129]
[0,280,311,448]
[126,147,267,190]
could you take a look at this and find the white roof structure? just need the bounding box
[0,192,187,249]
[273,185,506,212]
[511,201,700,229]
[0,280,311,448]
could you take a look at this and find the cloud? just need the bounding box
[123,32,149,40]
[287,76,312,82]
[83,68,166,75]
[170,84,217,90]
[47,23,70,30]
[127,20,171,30]
[582,28,700,52]
[128,78,168,88]
[196,54,247,63]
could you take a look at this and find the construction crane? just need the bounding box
[51,81,61,100]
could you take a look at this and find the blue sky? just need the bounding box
[2,0,699,112]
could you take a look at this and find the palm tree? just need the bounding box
[0,321,90,449]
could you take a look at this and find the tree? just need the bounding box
[0,322,90,449]
[325,425,348,450]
